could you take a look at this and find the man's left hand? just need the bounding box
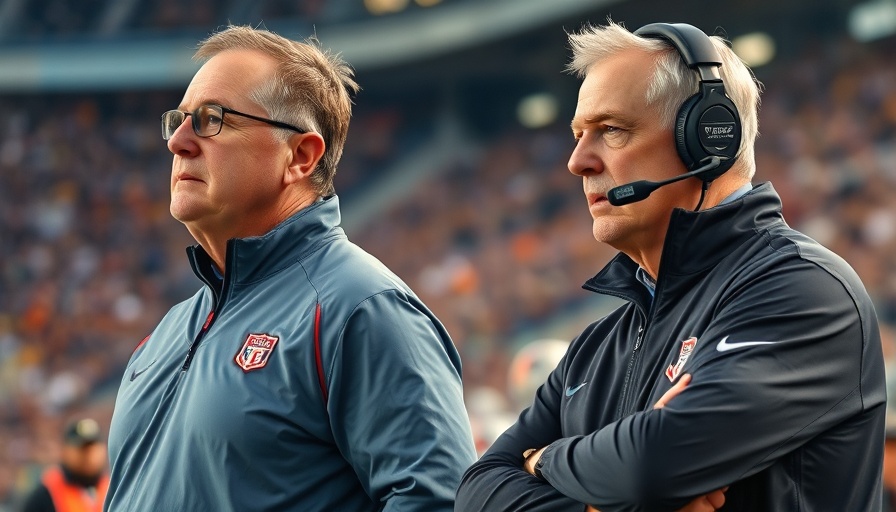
[585,486,727,512]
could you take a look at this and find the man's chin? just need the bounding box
[592,220,624,245]
[170,196,207,224]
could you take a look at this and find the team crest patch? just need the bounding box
[665,337,697,382]
[235,333,279,372]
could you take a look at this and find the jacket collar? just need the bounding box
[188,195,343,292]
[584,182,784,307]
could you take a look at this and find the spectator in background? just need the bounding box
[103,25,475,512]
[21,418,108,512]
[456,21,885,511]
[885,428,896,512]
[882,322,896,512]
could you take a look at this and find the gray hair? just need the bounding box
[567,21,761,178]
[195,25,359,196]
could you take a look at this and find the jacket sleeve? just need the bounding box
[327,289,478,512]
[536,261,883,511]
[455,346,588,512]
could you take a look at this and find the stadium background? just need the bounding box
[1,0,895,507]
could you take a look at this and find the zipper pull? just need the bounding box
[201,310,214,330]
[633,325,644,351]
[182,310,215,371]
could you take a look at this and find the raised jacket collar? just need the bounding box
[583,182,785,314]
[187,195,343,303]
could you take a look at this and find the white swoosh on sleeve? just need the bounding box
[716,335,778,352]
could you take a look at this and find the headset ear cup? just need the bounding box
[675,89,741,181]
[636,23,742,183]
[674,93,702,170]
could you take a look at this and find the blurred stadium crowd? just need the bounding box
[1,0,454,41]
[1,8,896,509]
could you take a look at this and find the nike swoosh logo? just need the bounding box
[566,382,588,397]
[716,336,777,352]
[130,360,157,381]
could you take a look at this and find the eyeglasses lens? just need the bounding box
[161,110,185,140]
[195,105,224,137]
[161,105,226,140]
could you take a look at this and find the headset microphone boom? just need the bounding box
[607,155,722,206]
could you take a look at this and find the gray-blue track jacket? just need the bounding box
[105,196,477,512]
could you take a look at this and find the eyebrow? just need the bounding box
[570,110,634,131]
[177,99,231,111]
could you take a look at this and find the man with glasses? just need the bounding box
[104,25,476,512]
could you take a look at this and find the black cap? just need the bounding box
[64,418,102,446]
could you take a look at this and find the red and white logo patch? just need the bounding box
[665,337,697,382]
[235,333,279,372]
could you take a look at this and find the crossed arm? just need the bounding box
[521,374,727,512]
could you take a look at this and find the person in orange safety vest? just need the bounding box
[21,418,109,512]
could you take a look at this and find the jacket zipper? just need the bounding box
[184,245,231,372]
[617,278,664,417]
[581,285,652,420]
[616,324,644,419]
[183,310,215,371]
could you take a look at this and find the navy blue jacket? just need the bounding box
[106,196,476,511]
[456,183,885,511]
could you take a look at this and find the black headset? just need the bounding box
[634,23,742,183]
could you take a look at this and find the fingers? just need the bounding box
[654,373,691,409]
[675,487,728,512]
[522,446,546,476]
[705,487,728,509]
[594,484,727,512]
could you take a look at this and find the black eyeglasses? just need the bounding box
[161,104,307,140]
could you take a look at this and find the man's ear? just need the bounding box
[284,132,326,185]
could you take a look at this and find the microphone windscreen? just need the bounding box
[608,181,655,206]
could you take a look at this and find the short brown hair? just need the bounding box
[196,25,359,196]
